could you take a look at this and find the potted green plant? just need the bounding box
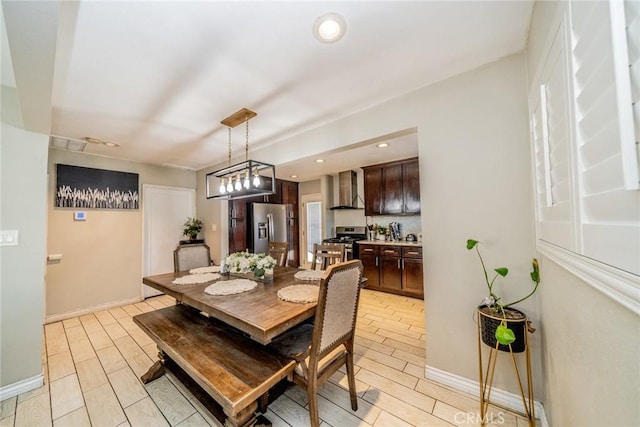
[466,239,540,352]
[377,225,388,241]
[183,217,203,241]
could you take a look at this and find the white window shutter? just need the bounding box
[570,0,640,275]
[531,19,575,250]
[624,0,640,176]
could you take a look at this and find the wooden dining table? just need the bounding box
[142,266,318,344]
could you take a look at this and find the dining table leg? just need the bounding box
[140,350,165,384]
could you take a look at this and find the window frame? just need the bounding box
[528,1,640,315]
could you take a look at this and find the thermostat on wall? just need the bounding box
[74,211,86,221]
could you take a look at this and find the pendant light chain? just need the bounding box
[227,127,232,165]
[245,114,250,161]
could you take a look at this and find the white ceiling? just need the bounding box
[2,1,533,181]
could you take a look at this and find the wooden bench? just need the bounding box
[133,305,295,427]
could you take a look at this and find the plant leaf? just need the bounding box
[494,267,509,277]
[466,239,478,250]
[531,258,540,283]
[495,325,516,345]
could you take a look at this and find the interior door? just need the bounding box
[142,185,196,297]
[300,194,322,269]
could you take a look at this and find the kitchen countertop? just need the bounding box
[357,240,422,247]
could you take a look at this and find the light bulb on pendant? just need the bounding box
[252,167,261,187]
[219,179,226,194]
[243,170,250,189]
[234,173,242,191]
[226,177,234,193]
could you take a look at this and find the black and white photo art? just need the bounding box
[55,164,139,209]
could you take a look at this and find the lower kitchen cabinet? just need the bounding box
[357,243,423,298]
[379,246,402,291]
[401,246,423,296]
[359,246,380,287]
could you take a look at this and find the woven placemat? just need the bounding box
[277,285,319,303]
[189,265,221,274]
[204,279,257,296]
[294,270,325,281]
[172,273,220,285]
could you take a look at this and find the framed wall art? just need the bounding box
[55,164,139,209]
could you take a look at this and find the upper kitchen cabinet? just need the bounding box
[263,179,283,204]
[363,157,420,216]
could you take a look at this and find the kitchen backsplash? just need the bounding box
[333,209,422,241]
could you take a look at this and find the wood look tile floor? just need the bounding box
[0,290,532,426]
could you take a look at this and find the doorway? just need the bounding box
[300,193,323,268]
[142,185,196,297]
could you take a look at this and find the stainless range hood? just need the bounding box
[330,170,363,210]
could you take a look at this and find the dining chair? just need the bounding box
[173,243,213,272]
[310,243,346,270]
[268,241,289,267]
[269,260,363,427]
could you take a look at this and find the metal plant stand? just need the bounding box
[476,309,535,426]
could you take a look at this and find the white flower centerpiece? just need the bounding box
[223,251,277,283]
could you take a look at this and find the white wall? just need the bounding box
[1,86,48,390]
[526,1,640,424]
[46,149,196,319]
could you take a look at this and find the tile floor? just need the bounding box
[0,290,531,426]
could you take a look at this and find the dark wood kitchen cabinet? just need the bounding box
[357,242,423,298]
[401,246,423,296]
[228,197,254,253]
[363,168,383,217]
[359,244,380,287]
[379,246,403,291]
[363,157,421,216]
[228,179,299,267]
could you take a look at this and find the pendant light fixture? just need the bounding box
[205,108,276,200]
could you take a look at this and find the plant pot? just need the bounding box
[477,305,527,353]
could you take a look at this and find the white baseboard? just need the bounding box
[426,365,549,427]
[45,296,142,323]
[0,372,44,401]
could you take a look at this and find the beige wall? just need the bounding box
[416,55,538,394]
[299,179,320,196]
[46,149,196,319]
[1,86,48,388]
[526,1,640,424]
[538,258,640,425]
[195,175,227,264]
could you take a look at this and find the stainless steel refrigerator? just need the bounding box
[248,203,287,254]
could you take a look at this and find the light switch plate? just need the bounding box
[0,230,19,246]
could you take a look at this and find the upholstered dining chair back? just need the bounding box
[310,243,346,270]
[268,241,289,267]
[269,260,363,427]
[173,243,212,272]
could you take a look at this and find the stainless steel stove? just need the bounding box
[323,226,367,260]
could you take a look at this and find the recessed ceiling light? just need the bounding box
[316,159,325,163]
[290,175,298,178]
[103,141,119,147]
[377,143,389,148]
[313,13,346,43]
